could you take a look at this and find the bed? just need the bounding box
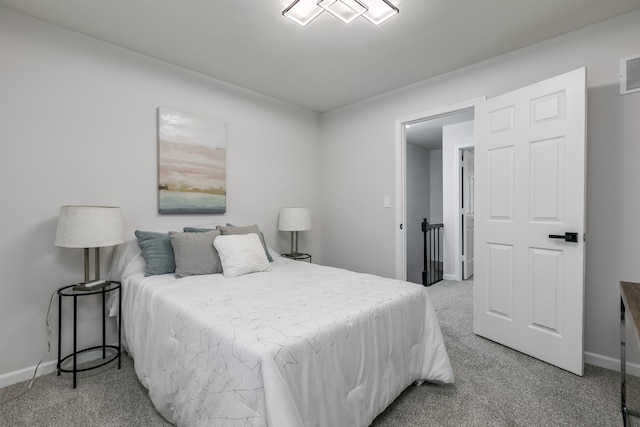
[109,232,454,427]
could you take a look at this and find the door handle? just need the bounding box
[548,232,578,243]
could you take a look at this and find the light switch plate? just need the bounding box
[383,195,391,208]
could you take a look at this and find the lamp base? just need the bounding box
[281,252,311,262]
[72,285,95,292]
[72,280,109,292]
[289,230,305,255]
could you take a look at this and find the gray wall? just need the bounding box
[406,143,430,284]
[320,10,640,370]
[405,145,443,285]
[0,8,321,382]
[442,122,474,280]
[429,149,443,224]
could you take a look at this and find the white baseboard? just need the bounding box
[585,351,640,377]
[0,359,58,389]
[443,274,457,281]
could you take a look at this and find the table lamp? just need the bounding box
[278,207,311,256]
[55,205,124,291]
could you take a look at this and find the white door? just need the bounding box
[462,148,475,280]
[473,68,586,375]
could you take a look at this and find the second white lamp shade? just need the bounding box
[278,207,311,232]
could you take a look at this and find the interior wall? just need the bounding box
[429,149,443,224]
[442,122,474,281]
[320,10,640,367]
[0,8,321,382]
[406,144,431,284]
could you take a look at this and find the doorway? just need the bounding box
[402,114,475,283]
[395,98,483,282]
[404,120,444,284]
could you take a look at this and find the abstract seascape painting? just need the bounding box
[157,108,227,214]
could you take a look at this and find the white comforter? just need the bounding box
[114,247,453,427]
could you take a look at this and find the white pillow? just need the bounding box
[108,238,146,280]
[213,233,272,278]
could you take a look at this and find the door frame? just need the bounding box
[394,97,484,281]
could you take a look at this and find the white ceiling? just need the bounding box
[2,0,640,112]
[406,109,474,150]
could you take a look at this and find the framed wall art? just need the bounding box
[157,107,227,214]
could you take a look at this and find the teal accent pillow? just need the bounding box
[134,230,176,276]
[218,224,273,262]
[183,227,215,233]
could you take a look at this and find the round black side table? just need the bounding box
[56,281,121,388]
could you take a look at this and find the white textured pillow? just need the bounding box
[213,233,272,278]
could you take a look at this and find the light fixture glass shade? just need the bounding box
[318,0,367,24]
[283,0,397,26]
[278,208,312,231]
[362,0,399,25]
[283,0,324,26]
[55,205,124,248]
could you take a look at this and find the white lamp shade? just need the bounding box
[55,205,125,248]
[278,208,311,231]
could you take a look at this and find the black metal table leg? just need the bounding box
[57,294,61,376]
[118,287,122,369]
[622,297,629,426]
[73,294,77,389]
[102,288,106,359]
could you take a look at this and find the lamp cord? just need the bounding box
[0,289,56,405]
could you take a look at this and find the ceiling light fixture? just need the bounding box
[283,0,398,27]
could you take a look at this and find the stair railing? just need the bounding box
[422,218,444,286]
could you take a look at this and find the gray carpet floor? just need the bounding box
[0,280,637,426]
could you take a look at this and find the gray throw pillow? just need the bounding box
[169,230,223,278]
[134,230,176,276]
[218,224,273,262]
